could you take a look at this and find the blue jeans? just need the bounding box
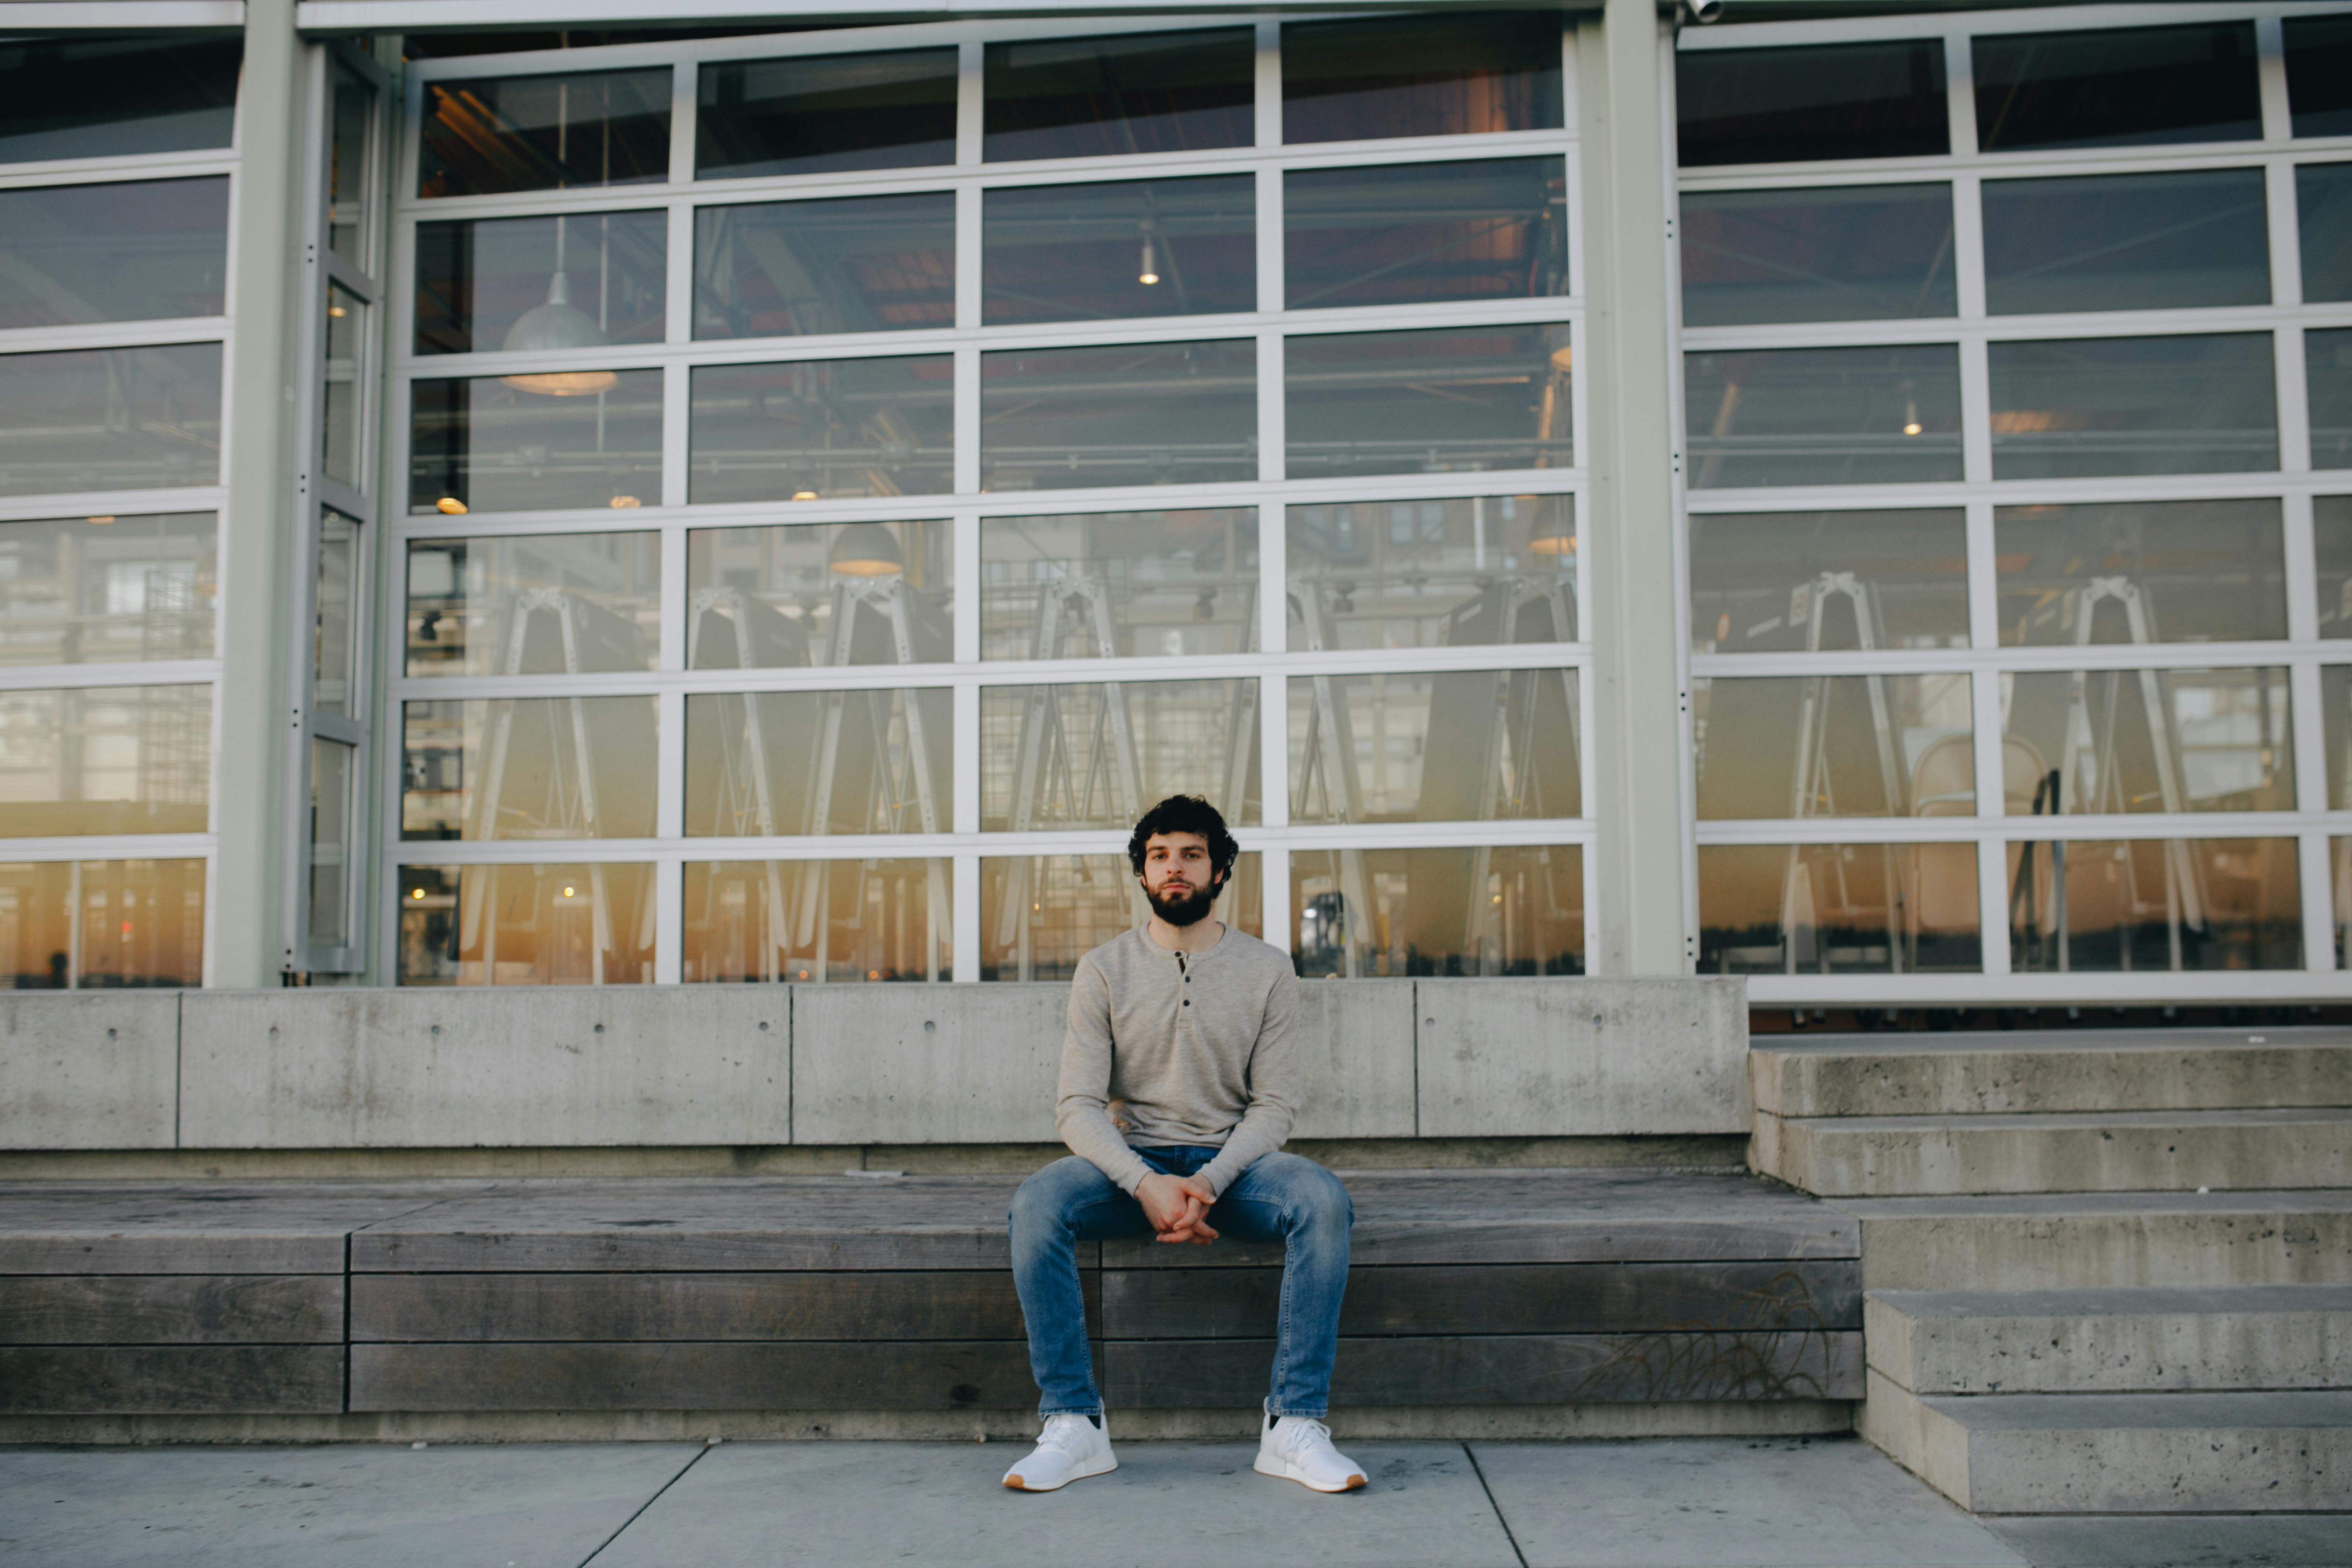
[1008,1147,1353,1421]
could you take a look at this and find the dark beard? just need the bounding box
[1149,879,1218,927]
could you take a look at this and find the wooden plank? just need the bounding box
[1103,1261,1862,1339]
[0,1346,345,1414]
[352,1229,1021,1274]
[0,1183,474,1274]
[0,1275,344,1345]
[1102,1331,1865,1407]
[350,1341,1062,1411]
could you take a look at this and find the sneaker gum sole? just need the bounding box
[1252,1454,1367,1493]
[1002,1454,1117,1492]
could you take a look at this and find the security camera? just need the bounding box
[1684,0,1726,22]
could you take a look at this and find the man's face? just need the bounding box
[1140,831,1221,927]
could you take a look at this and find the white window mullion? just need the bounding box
[661,365,691,509]
[2256,14,2293,147]
[1253,20,1281,151]
[1943,32,1978,160]
[668,60,697,187]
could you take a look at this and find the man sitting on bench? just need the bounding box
[1001,793,1364,1494]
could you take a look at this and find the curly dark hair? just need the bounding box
[1127,794,1239,886]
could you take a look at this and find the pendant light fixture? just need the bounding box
[828,522,907,577]
[501,81,616,398]
[1138,216,1160,287]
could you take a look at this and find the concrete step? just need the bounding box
[1838,1190,2352,1291]
[1866,1284,2352,1394]
[1861,1378,2352,1513]
[1757,1107,2352,1197]
[1753,1029,2352,1119]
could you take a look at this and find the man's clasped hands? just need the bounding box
[1134,1171,1219,1245]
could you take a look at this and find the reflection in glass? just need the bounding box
[0,178,229,329]
[1983,170,2269,315]
[1287,326,1573,480]
[985,30,1252,161]
[1690,509,1966,655]
[322,285,365,490]
[1990,335,2277,480]
[308,738,354,948]
[414,210,666,355]
[0,344,221,498]
[980,678,1260,830]
[698,50,956,180]
[1290,669,1578,824]
[409,368,662,516]
[2287,15,2352,139]
[0,860,206,989]
[1974,23,2260,152]
[1283,13,1562,144]
[690,356,952,503]
[405,532,658,678]
[2298,164,2352,304]
[1995,500,2286,646]
[0,685,211,836]
[418,69,671,198]
[982,340,1256,491]
[685,859,950,983]
[1698,842,1981,974]
[1286,158,1565,311]
[1291,845,1580,979]
[1694,674,1973,819]
[2317,497,2352,638]
[2314,329,2352,471]
[981,851,1260,981]
[1676,42,1946,168]
[2324,667,2352,810]
[2011,837,2299,973]
[980,509,1258,659]
[696,194,953,339]
[0,35,241,164]
[396,862,655,986]
[400,696,657,840]
[687,520,952,670]
[326,62,372,268]
[984,177,1254,325]
[2002,666,2293,815]
[0,512,215,667]
[1291,495,1575,652]
[313,511,359,717]
[1680,184,1954,328]
[685,687,951,837]
[1685,345,1961,490]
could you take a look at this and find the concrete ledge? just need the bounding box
[790,986,1061,1146]
[0,994,178,1151]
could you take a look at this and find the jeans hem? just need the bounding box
[1039,1405,1104,1418]
[1268,1407,1330,1421]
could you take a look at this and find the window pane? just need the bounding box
[1288,325,1573,481]
[1286,158,1566,312]
[686,520,952,669]
[409,368,662,517]
[1291,845,1582,979]
[696,194,953,340]
[980,509,1259,659]
[414,210,667,356]
[1988,334,2278,480]
[2298,164,2352,305]
[308,738,355,948]
[0,178,229,329]
[1700,842,1981,974]
[1679,184,1955,328]
[405,532,659,679]
[2325,668,2352,810]
[2001,667,2294,815]
[0,35,240,164]
[1694,674,1974,819]
[1973,23,2260,153]
[326,63,372,269]
[0,511,216,667]
[0,859,206,990]
[1290,495,1576,651]
[1685,345,1961,490]
[1995,500,2287,647]
[1983,170,2269,315]
[982,340,1256,491]
[689,356,952,504]
[2285,14,2352,139]
[981,851,1260,981]
[1290,668,1579,823]
[685,858,950,983]
[1283,13,1562,144]
[985,29,1252,161]
[698,50,956,180]
[1675,42,1947,168]
[984,176,1254,325]
[400,696,657,840]
[1691,509,1966,656]
[322,285,366,491]
[419,70,671,198]
[396,862,654,986]
[980,678,1260,830]
[0,344,221,498]
[0,685,211,836]
[313,510,359,717]
[2010,837,2299,973]
[2316,497,2352,638]
[2314,329,2352,472]
[685,688,952,837]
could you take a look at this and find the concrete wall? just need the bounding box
[3,978,1747,1150]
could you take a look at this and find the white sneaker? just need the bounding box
[1253,1401,1366,1492]
[1001,1412,1117,1492]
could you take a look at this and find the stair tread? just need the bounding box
[1913,1388,2352,1429]
[1787,1107,2352,1131]
[1869,1284,2352,1317]
[1834,1188,2352,1218]
[1754,1028,2348,1057]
